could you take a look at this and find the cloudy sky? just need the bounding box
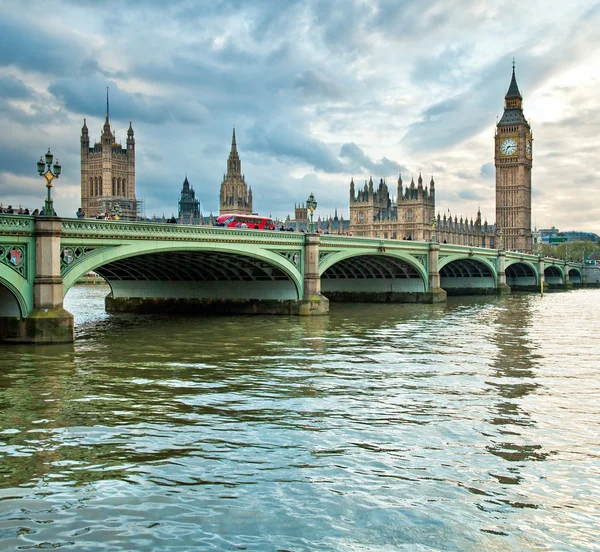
[0,0,598,231]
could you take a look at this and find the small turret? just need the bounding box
[127,121,134,144]
[397,173,403,201]
[81,118,89,149]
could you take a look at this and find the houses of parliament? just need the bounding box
[82,65,533,252]
[346,64,532,251]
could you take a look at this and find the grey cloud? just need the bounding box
[480,163,494,179]
[457,188,491,201]
[411,45,472,86]
[0,16,81,75]
[0,145,39,178]
[246,123,346,173]
[0,75,32,100]
[49,78,206,125]
[339,142,407,177]
[294,70,343,100]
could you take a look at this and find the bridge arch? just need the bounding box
[0,279,25,317]
[568,267,583,284]
[438,255,497,293]
[319,250,428,297]
[544,265,565,285]
[62,242,304,302]
[0,262,31,316]
[505,260,539,289]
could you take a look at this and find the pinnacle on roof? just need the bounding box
[505,59,522,100]
[231,127,237,153]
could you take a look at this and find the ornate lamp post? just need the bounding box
[430,216,437,243]
[36,148,61,216]
[498,229,504,251]
[306,192,317,233]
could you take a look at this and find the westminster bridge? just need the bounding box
[0,215,584,343]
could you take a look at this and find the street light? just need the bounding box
[498,229,504,250]
[36,148,61,216]
[306,192,317,233]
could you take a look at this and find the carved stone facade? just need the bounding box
[495,64,532,252]
[219,129,252,215]
[80,93,137,220]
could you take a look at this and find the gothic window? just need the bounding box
[359,211,365,222]
[90,177,93,196]
[99,177,102,196]
[112,177,116,196]
[407,209,413,221]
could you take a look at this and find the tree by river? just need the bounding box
[539,240,600,262]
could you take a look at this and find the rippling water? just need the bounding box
[1,286,599,551]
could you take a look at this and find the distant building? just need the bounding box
[219,129,252,215]
[80,90,140,220]
[347,174,495,246]
[283,209,350,234]
[178,176,201,225]
[540,227,599,244]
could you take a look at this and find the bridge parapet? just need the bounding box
[0,214,35,235]
[61,218,306,244]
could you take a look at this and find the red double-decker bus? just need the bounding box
[215,214,275,230]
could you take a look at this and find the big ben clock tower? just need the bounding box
[495,61,532,252]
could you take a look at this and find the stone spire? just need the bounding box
[227,127,241,176]
[102,87,112,139]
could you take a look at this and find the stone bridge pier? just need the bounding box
[1,218,73,343]
[299,234,329,315]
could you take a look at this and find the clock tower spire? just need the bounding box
[495,61,532,252]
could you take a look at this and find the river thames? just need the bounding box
[0,286,598,551]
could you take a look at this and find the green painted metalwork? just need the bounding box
[0,215,35,235]
[0,245,27,279]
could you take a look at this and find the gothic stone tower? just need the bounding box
[80,90,137,219]
[396,173,435,241]
[495,63,532,252]
[178,176,201,224]
[219,129,252,215]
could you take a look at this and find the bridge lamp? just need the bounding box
[306,192,317,233]
[37,148,61,217]
[498,229,504,251]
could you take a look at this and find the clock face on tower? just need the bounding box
[526,139,532,158]
[500,137,518,156]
